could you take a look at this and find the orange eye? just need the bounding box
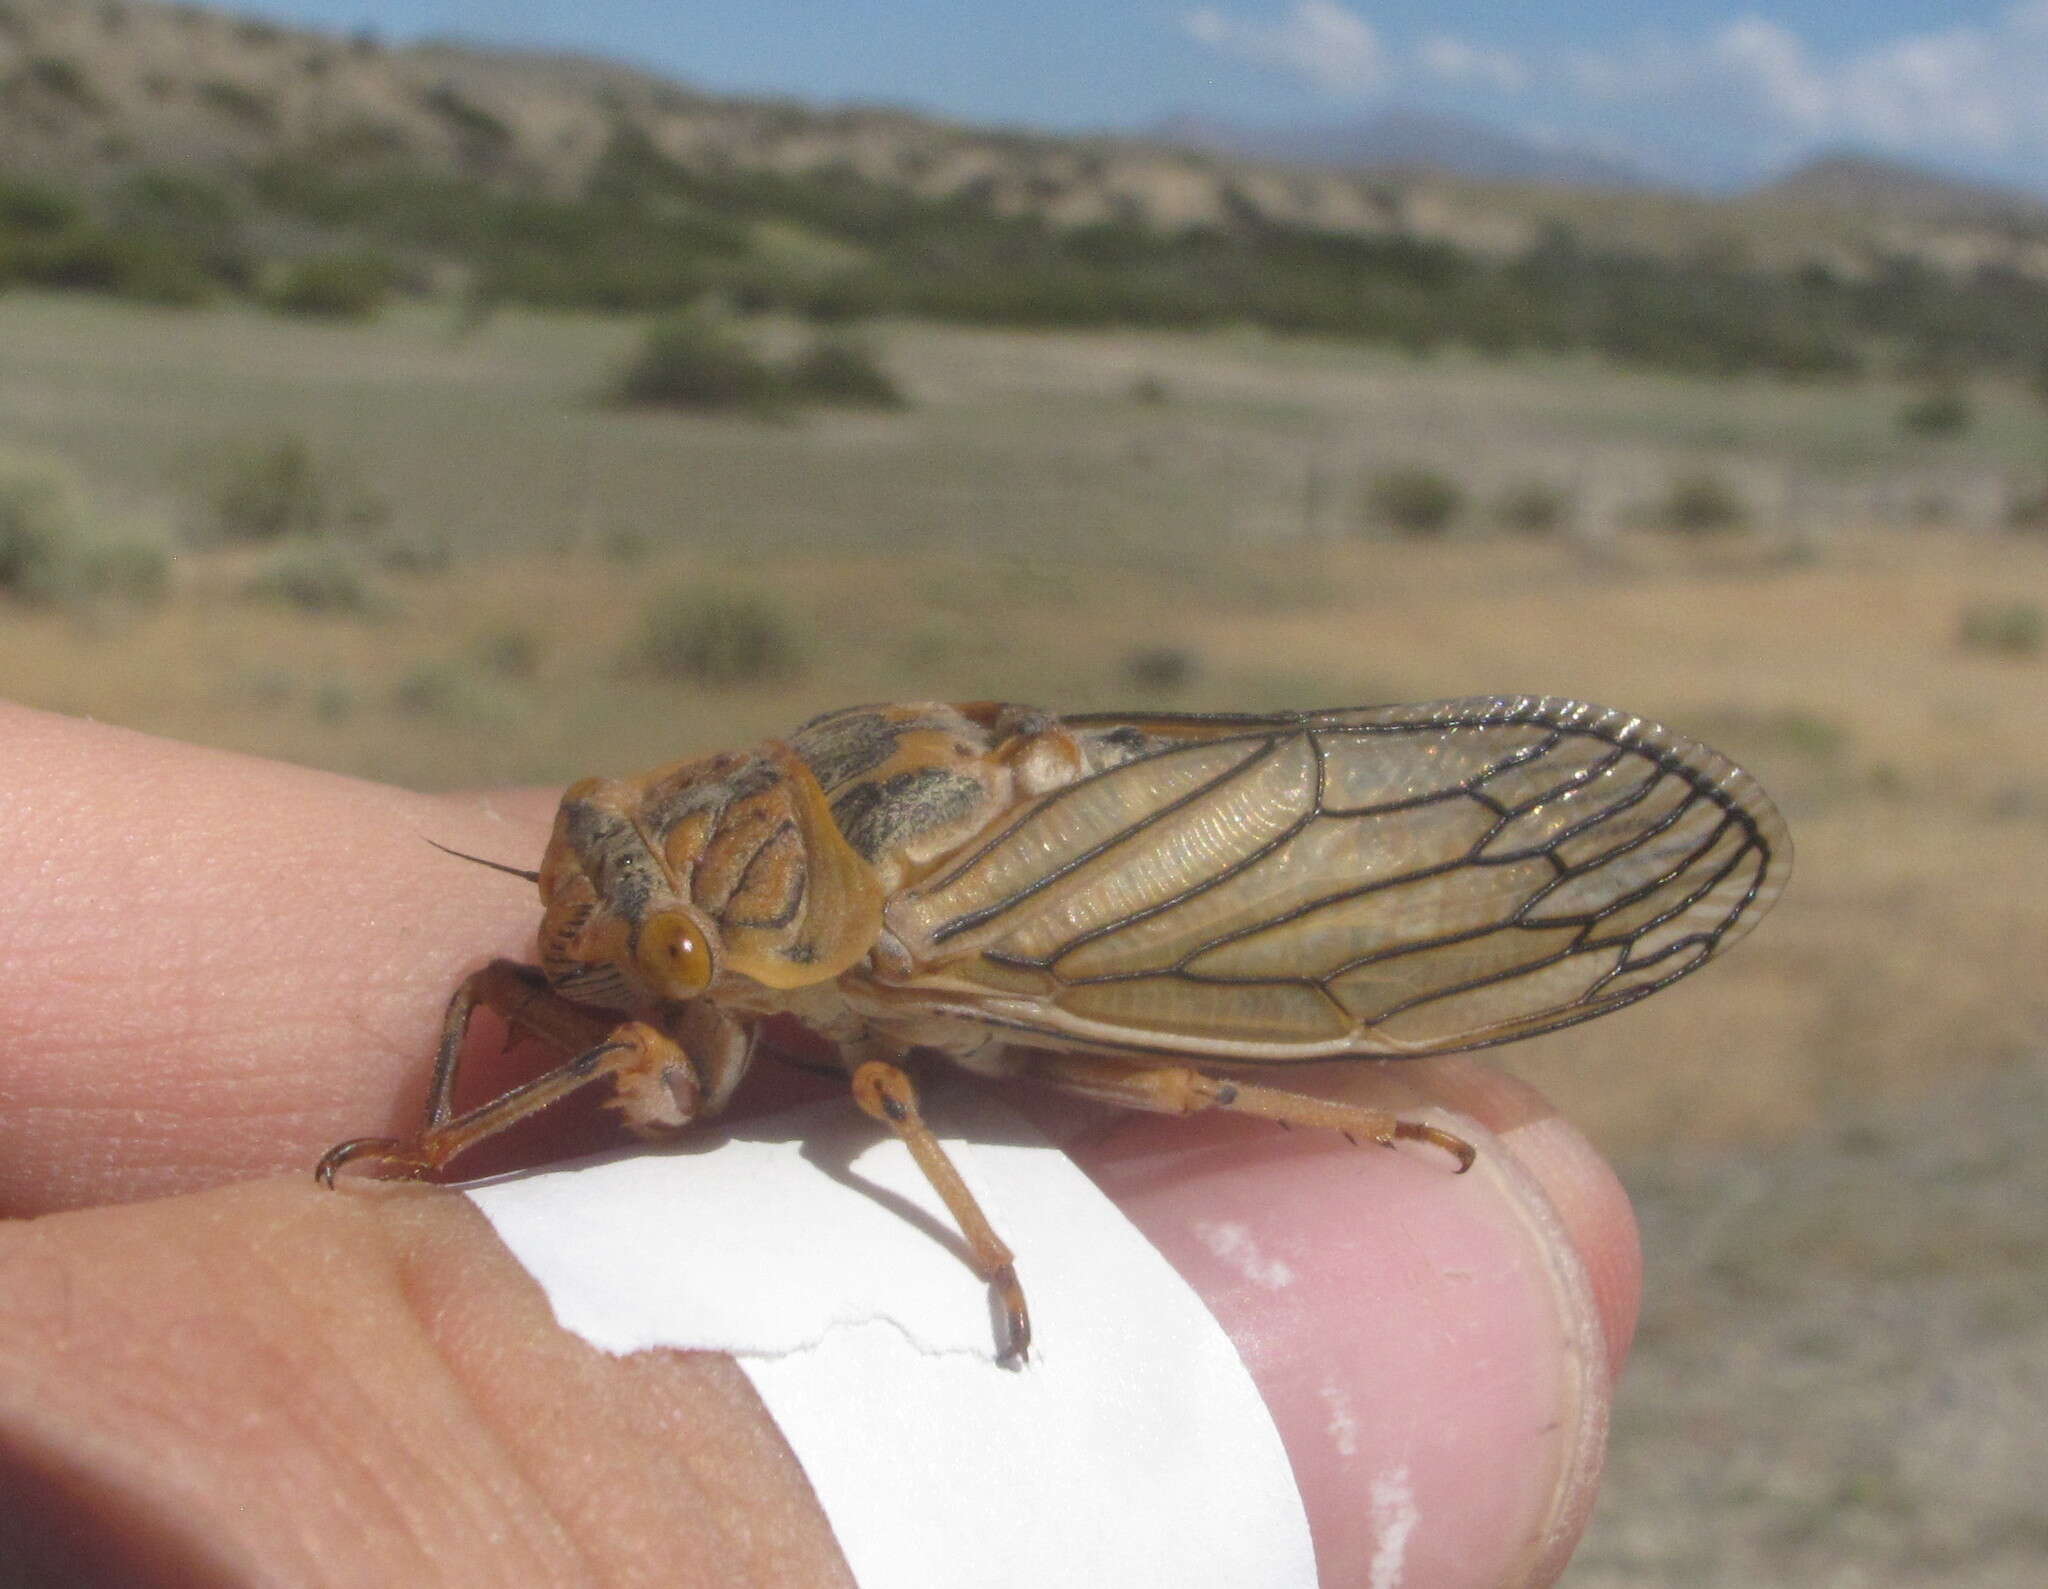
[635,911,713,998]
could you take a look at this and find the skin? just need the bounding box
[0,701,1641,1587]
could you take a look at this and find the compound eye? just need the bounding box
[635,911,713,998]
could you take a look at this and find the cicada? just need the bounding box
[320,697,1789,1361]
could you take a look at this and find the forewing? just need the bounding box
[884,696,1789,1060]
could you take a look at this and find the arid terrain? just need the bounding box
[3,45,2047,1569]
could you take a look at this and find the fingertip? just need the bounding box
[1055,1058,1633,1589]
[1388,1056,1642,1374]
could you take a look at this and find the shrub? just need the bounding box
[0,177,80,233]
[264,252,395,319]
[1657,471,1748,536]
[631,585,803,684]
[105,234,219,305]
[2007,480,2048,534]
[785,331,907,408]
[1491,478,1571,536]
[199,435,325,542]
[1125,645,1200,692]
[378,538,450,575]
[418,83,514,157]
[392,660,521,723]
[196,79,276,130]
[0,453,168,605]
[1129,373,1171,405]
[1363,466,1463,538]
[473,624,543,679]
[1957,600,2044,658]
[193,436,387,545]
[0,457,90,601]
[613,311,787,414]
[240,546,381,616]
[1899,385,1972,437]
[25,56,102,112]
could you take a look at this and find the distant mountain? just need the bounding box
[1754,151,2048,225]
[1153,109,1658,188]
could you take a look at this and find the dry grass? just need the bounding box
[0,521,2041,1168]
[2,290,2044,1584]
[3,292,2044,1157]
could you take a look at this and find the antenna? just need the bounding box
[425,838,541,884]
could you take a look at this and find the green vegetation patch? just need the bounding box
[1363,465,1464,538]
[630,584,806,685]
[1958,600,2045,658]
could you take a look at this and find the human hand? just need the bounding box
[0,702,1638,1586]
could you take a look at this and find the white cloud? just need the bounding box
[1418,34,1527,95]
[1711,18,1828,130]
[1179,4,2048,176]
[1182,2,1387,95]
[1570,7,2048,159]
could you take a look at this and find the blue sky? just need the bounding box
[231,2,2048,189]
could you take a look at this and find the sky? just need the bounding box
[230,2,2048,191]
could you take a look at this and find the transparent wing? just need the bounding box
[883,696,1790,1060]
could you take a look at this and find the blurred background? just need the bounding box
[1,1,2043,1581]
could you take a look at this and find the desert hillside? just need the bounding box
[4,0,2048,280]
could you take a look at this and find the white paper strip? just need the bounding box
[468,1088,1316,1589]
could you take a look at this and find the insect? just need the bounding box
[319,697,1789,1362]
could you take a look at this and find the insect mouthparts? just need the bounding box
[424,838,543,885]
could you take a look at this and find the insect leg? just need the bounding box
[422,958,616,1128]
[317,1005,701,1187]
[1006,1051,1477,1171]
[847,1058,1033,1367]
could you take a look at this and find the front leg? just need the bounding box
[316,960,728,1186]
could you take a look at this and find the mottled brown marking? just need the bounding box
[832,767,990,863]
[793,708,902,793]
[723,820,806,931]
[687,776,795,916]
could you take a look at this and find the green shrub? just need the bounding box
[0,458,90,601]
[1656,471,1749,535]
[2007,481,2048,534]
[0,453,168,605]
[193,436,387,545]
[0,225,216,304]
[473,624,543,680]
[102,234,218,305]
[1957,600,2044,658]
[392,659,521,723]
[614,311,787,414]
[0,177,80,233]
[1125,645,1200,692]
[785,331,906,408]
[240,546,381,616]
[1491,478,1571,536]
[25,56,102,112]
[1899,385,1972,437]
[1363,466,1463,538]
[377,538,450,575]
[264,252,395,319]
[199,435,325,542]
[196,79,276,130]
[631,585,804,684]
[418,83,514,157]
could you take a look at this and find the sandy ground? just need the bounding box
[2,296,2045,1583]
